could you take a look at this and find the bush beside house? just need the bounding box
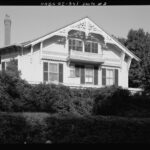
[1,60,150,143]
[1,69,150,117]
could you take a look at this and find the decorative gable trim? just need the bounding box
[15,17,140,62]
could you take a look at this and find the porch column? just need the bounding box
[66,37,69,54]
[40,41,43,64]
[83,40,85,53]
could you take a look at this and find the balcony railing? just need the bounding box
[68,50,104,64]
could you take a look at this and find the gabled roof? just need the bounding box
[0,16,140,61]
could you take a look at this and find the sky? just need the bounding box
[0,6,150,47]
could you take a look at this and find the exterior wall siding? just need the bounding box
[19,50,43,84]
[0,36,130,88]
[0,41,129,88]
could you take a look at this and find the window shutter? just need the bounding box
[102,68,106,86]
[80,65,85,84]
[114,69,118,86]
[59,63,63,83]
[43,62,48,82]
[2,62,5,72]
[94,66,98,85]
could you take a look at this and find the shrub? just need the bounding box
[92,86,150,118]
[0,71,33,112]
[45,115,150,143]
[0,114,29,144]
[92,86,131,116]
[2,66,150,118]
[0,113,47,144]
[1,113,150,143]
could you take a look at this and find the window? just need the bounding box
[85,42,90,52]
[85,41,98,53]
[106,69,114,86]
[85,67,94,84]
[75,66,80,77]
[70,65,75,77]
[69,39,83,51]
[49,63,59,82]
[43,62,59,82]
[92,42,98,53]
[70,65,81,78]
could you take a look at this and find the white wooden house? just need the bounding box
[0,17,140,88]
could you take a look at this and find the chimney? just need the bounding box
[4,14,11,46]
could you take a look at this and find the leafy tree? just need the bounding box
[118,29,150,89]
[126,29,150,88]
[0,59,29,112]
[6,58,21,78]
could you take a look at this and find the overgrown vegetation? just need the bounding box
[1,69,150,118]
[117,29,150,90]
[2,26,150,144]
[1,113,150,143]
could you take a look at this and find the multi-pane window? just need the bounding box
[43,62,59,82]
[85,67,93,84]
[75,67,80,77]
[106,69,114,85]
[70,65,75,77]
[85,41,98,53]
[92,42,98,53]
[69,39,83,51]
[49,63,59,82]
[70,65,80,78]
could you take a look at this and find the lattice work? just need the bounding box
[87,21,108,41]
[56,18,116,45]
[88,22,99,32]
[71,21,86,31]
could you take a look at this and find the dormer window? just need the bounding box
[69,39,83,51]
[85,41,98,53]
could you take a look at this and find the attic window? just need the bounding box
[69,39,83,51]
[85,41,98,53]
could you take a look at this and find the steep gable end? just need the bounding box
[23,17,140,61]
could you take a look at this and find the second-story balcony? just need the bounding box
[67,49,104,65]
